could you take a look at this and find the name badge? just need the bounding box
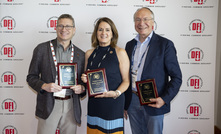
[53,89,67,98]
[53,78,67,98]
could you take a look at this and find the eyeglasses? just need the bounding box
[135,18,153,23]
[56,25,74,30]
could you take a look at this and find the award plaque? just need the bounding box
[85,68,109,97]
[136,79,158,105]
[57,63,77,89]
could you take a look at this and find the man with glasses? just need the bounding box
[27,14,85,134]
[124,7,182,134]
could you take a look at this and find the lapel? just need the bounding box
[72,45,81,63]
[142,32,159,76]
[49,39,57,81]
[128,39,137,61]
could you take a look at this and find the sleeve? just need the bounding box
[75,46,86,97]
[161,40,182,105]
[26,45,45,93]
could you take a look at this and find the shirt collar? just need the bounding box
[56,40,73,51]
[135,31,153,44]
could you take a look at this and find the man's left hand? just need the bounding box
[148,97,165,108]
[71,85,85,94]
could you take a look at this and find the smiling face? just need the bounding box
[56,18,76,43]
[134,8,154,41]
[96,21,113,47]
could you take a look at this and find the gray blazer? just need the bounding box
[26,39,85,124]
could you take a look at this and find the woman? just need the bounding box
[81,17,130,134]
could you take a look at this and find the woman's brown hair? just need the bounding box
[91,17,118,48]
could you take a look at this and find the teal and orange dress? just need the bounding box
[86,45,124,134]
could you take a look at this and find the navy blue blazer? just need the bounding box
[125,32,182,116]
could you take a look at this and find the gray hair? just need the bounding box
[133,7,154,21]
[57,14,75,27]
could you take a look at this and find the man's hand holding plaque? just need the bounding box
[135,79,158,105]
[85,68,109,97]
[57,63,78,89]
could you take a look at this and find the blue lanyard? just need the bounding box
[131,41,150,72]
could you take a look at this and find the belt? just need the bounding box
[54,95,72,100]
[132,90,138,96]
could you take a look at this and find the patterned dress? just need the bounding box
[87,45,124,134]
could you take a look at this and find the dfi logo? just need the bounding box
[54,0,60,2]
[189,19,205,33]
[145,0,158,4]
[7,0,14,2]
[188,130,200,134]
[102,0,109,3]
[1,71,16,85]
[188,47,204,61]
[47,16,58,30]
[2,98,17,112]
[187,75,203,89]
[94,17,101,27]
[191,0,206,5]
[186,103,202,116]
[2,125,18,134]
[0,16,16,30]
[1,44,16,58]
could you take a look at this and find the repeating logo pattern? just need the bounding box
[144,0,158,4]
[178,102,209,120]
[180,19,212,37]
[1,71,16,85]
[186,103,202,116]
[0,16,16,30]
[188,47,204,61]
[102,0,109,3]
[188,130,201,134]
[134,0,165,8]
[86,0,117,7]
[1,98,17,112]
[0,0,23,5]
[38,0,70,6]
[189,19,205,33]
[0,44,16,58]
[47,16,58,30]
[38,16,58,34]
[187,75,203,89]
[0,1,216,134]
[191,0,206,5]
[182,0,213,9]
[2,125,18,134]
[179,47,211,66]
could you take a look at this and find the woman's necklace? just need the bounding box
[90,46,110,68]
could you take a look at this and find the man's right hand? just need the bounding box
[41,83,62,92]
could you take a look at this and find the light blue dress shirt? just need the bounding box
[132,31,153,91]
